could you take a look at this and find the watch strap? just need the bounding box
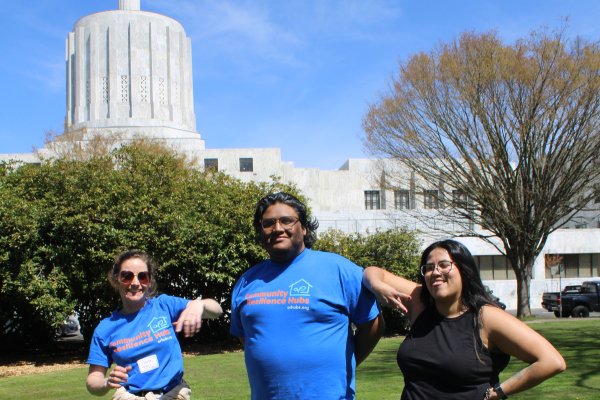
[494,383,507,399]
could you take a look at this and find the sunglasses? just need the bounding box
[118,270,151,285]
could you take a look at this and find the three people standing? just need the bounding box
[85,194,565,400]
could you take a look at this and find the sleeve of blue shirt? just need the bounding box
[230,276,246,338]
[337,254,380,325]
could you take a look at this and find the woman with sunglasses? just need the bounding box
[363,239,565,400]
[86,250,223,400]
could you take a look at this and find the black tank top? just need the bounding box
[397,307,510,400]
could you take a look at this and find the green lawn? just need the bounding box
[1,319,598,399]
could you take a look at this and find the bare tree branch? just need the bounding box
[363,29,600,317]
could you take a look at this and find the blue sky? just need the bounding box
[1,1,599,169]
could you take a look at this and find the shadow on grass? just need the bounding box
[530,321,600,392]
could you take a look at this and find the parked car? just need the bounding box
[541,281,600,318]
[55,315,80,337]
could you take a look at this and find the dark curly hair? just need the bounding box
[108,249,158,297]
[253,192,319,248]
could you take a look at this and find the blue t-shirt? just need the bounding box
[230,248,380,400]
[87,294,189,393]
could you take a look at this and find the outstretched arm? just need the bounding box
[354,313,385,366]
[362,266,421,316]
[482,305,566,399]
[174,298,223,337]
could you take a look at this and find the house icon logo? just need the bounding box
[148,316,169,334]
[289,279,312,296]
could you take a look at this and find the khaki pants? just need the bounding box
[112,383,191,400]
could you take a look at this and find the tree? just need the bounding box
[0,143,298,350]
[314,228,421,333]
[363,29,600,317]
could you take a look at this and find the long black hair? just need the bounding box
[418,239,496,312]
[253,192,319,248]
[418,239,499,356]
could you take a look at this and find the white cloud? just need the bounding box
[154,0,303,68]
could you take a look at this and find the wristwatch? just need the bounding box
[493,383,508,399]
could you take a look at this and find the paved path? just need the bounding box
[507,308,600,320]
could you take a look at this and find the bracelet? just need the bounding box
[494,383,508,399]
[484,387,491,400]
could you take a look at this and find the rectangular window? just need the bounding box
[545,254,564,279]
[452,189,471,208]
[579,254,592,278]
[495,255,512,279]
[239,157,253,172]
[563,254,579,278]
[423,190,439,209]
[549,253,600,278]
[478,256,494,280]
[364,190,381,210]
[476,255,511,280]
[204,158,218,171]
[394,190,410,210]
[582,282,598,294]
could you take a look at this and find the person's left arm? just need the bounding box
[354,313,385,366]
[174,298,223,337]
[481,305,566,399]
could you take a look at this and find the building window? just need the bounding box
[102,76,109,103]
[239,157,253,172]
[452,189,471,208]
[159,77,166,105]
[204,158,218,171]
[546,253,598,278]
[140,75,148,102]
[477,255,514,280]
[423,190,439,209]
[121,75,129,103]
[573,217,588,229]
[364,190,381,210]
[394,190,410,209]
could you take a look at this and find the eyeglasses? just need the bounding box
[420,260,455,276]
[260,216,300,231]
[117,270,151,285]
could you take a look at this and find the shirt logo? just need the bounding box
[148,316,169,334]
[243,279,313,311]
[289,279,312,296]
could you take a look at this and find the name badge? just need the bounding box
[137,354,159,373]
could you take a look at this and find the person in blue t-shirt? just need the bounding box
[86,250,222,400]
[230,192,385,400]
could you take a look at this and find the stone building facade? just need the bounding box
[2,0,599,310]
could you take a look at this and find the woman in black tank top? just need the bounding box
[363,239,565,399]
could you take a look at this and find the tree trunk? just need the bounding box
[514,262,532,318]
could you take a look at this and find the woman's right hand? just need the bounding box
[106,365,132,388]
[371,281,411,313]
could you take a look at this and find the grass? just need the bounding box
[1,319,599,399]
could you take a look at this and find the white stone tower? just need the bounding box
[63,0,204,152]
